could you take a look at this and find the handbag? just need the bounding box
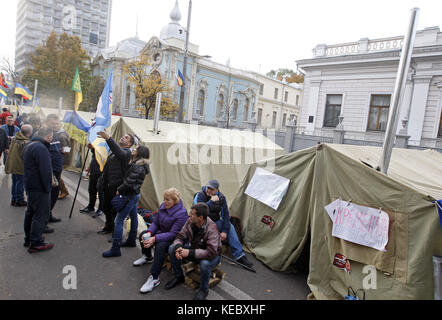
[111,194,130,212]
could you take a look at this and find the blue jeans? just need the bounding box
[24,192,51,246]
[113,193,140,242]
[168,244,221,292]
[216,220,244,260]
[11,174,24,202]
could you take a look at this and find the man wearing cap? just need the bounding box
[194,179,254,270]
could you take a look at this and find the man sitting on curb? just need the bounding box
[166,203,222,300]
[194,179,254,270]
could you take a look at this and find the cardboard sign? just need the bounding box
[245,168,290,210]
[325,199,389,252]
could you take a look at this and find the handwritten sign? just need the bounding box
[325,199,389,252]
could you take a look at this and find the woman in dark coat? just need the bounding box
[102,145,150,258]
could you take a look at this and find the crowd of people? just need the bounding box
[1,107,255,300]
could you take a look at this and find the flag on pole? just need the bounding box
[72,67,83,111]
[88,71,113,171]
[15,83,33,101]
[62,111,90,145]
[0,73,9,89]
[177,69,184,87]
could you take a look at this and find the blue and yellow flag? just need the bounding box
[62,111,90,145]
[177,69,184,87]
[0,88,7,99]
[15,83,33,101]
[88,71,113,171]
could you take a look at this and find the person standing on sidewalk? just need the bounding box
[96,130,134,235]
[5,124,33,207]
[79,144,104,217]
[102,145,150,258]
[1,116,20,165]
[55,119,71,200]
[23,126,54,253]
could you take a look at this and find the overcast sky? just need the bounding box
[2,0,441,74]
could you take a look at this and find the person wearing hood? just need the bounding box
[136,188,189,294]
[102,145,150,258]
[5,124,33,207]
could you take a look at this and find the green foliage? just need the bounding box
[22,31,98,109]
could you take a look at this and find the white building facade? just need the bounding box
[296,26,442,149]
[253,73,302,130]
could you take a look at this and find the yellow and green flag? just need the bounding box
[72,67,83,111]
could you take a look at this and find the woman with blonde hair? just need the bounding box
[135,187,188,293]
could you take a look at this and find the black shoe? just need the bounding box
[48,216,62,223]
[237,256,254,269]
[97,228,112,235]
[24,242,30,247]
[92,210,104,218]
[80,207,94,214]
[193,289,209,300]
[43,227,54,234]
[11,201,16,206]
[165,276,185,290]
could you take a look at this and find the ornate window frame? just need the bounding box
[194,79,208,119]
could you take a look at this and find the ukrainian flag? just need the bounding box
[0,88,7,99]
[177,69,184,87]
[62,111,90,145]
[15,83,33,101]
[89,71,113,171]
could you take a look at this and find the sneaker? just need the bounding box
[237,256,254,269]
[28,243,54,253]
[193,289,209,300]
[80,207,94,214]
[93,210,104,218]
[139,275,160,294]
[165,276,185,290]
[133,255,153,266]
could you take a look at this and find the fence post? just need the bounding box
[284,120,297,153]
[333,116,345,144]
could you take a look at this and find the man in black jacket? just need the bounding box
[23,126,54,253]
[97,130,135,234]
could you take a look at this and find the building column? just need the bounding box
[407,76,432,146]
[305,80,321,135]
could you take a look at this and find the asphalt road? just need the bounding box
[0,169,310,300]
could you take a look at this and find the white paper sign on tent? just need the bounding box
[324,200,390,252]
[244,167,290,210]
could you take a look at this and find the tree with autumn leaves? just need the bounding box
[266,68,304,84]
[22,31,103,111]
[122,53,178,120]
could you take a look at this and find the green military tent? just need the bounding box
[229,143,442,300]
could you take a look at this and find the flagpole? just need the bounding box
[69,148,90,219]
[32,80,38,109]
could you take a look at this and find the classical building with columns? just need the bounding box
[92,1,262,129]
[296,26,442,149]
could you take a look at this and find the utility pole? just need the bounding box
[178,0,192,123]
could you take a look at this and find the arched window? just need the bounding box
[125,85,131,110]
[216,93,224,119]
[197,89,205,116]
[243,97,250,122]
[232,99,238,121]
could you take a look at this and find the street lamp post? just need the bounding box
[178,0,192,123]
